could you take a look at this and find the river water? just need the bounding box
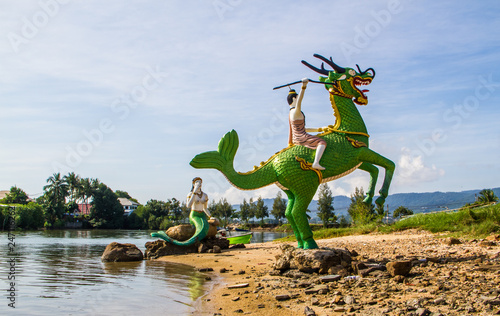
[0,229,290,315]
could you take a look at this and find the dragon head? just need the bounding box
[301,54,375,105]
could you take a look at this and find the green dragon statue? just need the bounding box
[190,54,395,249]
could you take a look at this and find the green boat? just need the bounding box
[227,232,253,244]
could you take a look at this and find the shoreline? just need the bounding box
[159,240,287,315]
[158,230,500,316]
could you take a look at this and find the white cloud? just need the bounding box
[396,147,445,185]
[328,184,350,197]
[207,184,283,205]
[1,1,499,204]
[314,172,372,199]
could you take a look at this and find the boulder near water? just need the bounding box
[166,224,195,241]
[273,243,353,274]
[207,218,220,238]
[101,242,144,262]
[165,218,219,240]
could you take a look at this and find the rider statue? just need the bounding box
[288,78,327,170]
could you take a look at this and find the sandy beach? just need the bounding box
[158,230,500,316]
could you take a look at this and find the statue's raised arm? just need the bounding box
[288,78,327,170]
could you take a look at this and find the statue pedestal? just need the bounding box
[145,237,229,259]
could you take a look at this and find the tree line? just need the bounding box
[2,172,497,231]
[0,172,196,230]
[1,172,125,229]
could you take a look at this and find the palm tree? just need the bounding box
[90,178,101,191]
[77,177,96,209]
[43,173,69,205]
[477,189,499,204]
[43,173,69,226]
[63,172,81,203]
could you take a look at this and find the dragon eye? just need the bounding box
[349,69,355,76]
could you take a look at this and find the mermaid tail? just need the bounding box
[151,211,209,246]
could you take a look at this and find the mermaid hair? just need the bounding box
[191,177,202,192]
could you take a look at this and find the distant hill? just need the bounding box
[232,187,500,222]
[383,188,500,213]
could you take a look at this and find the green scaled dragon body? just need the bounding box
[190,55,395,249]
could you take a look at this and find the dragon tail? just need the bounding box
[190,129,238,171]
[190,130,278,190]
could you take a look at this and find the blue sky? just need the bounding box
[1,0,499,204]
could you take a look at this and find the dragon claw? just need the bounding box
[375,196,386,207]
[302,238,319,250]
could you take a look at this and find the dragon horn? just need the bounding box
[313,54,346,73]
[301,60,329,75]
[356,64,376,78]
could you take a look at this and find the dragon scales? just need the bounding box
[190,55,395,249]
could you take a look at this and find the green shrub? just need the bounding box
[54,219,66,229]
[126,212,145,229]
[386,204,499,237]
[0,209,4,229]
[16,203,44,230]
[159,218,173,231]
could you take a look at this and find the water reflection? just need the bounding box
[0,229,289,315]
[0,230,207,315]
[102,260,143,275]
[249,231,292,243]
[144,260,206,301]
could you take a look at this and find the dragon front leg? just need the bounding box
[357,148,395,207]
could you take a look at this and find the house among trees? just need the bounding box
[0,188,34,204]
[75,198,140,217]
[118,198,140,216]
[77,203,92,216]
[0,190,9,202]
